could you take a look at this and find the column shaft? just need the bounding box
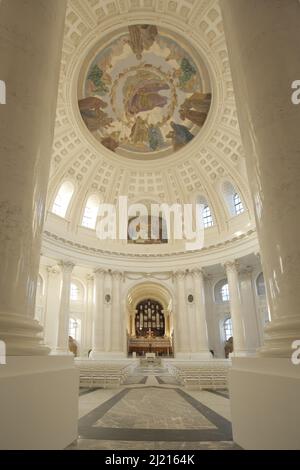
[193,270,211,358]
[92,270,105,353]
[220,0,300,356]
[174,272,189,355]
[56,262,74,353]
[225,262,247,355]
[111,272,123,352]
[0,0,67,355]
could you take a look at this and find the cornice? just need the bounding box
[43,228,257,259]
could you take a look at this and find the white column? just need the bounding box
[0,0,67,356]
[82,274,94,356]
[221,0,300,357]
[225,261,247,356]
[104,271,112,353]
[219,1,300,449]
[111,271,125,357]
[0,0,78,451]
[185,271,196,354]
[239,268,261,352]
[91,269,105,356]
[56,262,75,353]
[174,271,190,358]
[192,269,212,359]
[44,265,61,350]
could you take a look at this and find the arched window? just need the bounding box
[196,195,214,229]
[203,205,213,228]
[214,279,230,303]
[256,272,266,296]
[52,181,74,218]
[221,283,230,302]
[69,318,80,341]
[224,317,233,341]
[82,194,100,229]
[222,181,244,216]
[70,281,83,302]
[233,192,244,215]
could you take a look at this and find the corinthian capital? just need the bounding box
[59,260,75,273]
[173,270,185,281]
[224,260,239,273]
[191,268,205,280]
[94,268,106,278]
[112,270,123,281]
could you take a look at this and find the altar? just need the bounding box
[128,336,173,356]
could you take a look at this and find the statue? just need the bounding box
[68,336,78,357]
[224,336,233,358]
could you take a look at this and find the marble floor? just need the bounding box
[68,365,240,450]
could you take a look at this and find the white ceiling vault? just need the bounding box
[43,0,257,261]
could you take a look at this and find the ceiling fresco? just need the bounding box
[78,25,212,157]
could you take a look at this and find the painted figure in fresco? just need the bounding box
[166,121,194,151]
[78,96,107,112]
[130,117,149,145]
[148,125,164,151]
[87,64,109,94]
[79,97,113,132]
[128,25,158,60]
[181,92,212,111]
[127,80,169,115]
[179,108,208,127]
[179,58,197,87]
[140,25,158,50]
[101,136,119,152]
[128,25,143,60]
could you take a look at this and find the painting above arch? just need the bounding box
[78,24,212,158]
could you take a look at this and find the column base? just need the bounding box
[229,357,300,449]
[0,312,50,355]
[258,315,300,357]
[0,355,78,449]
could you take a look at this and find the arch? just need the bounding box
[81,193,100,229]
[222,181,245,217]
[126,281,174,356]
[126,281,173,315]
[52,181,74,218]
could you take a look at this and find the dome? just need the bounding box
[44,0,257,263]
[78,24,212,159]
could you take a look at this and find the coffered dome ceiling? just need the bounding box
[44,0,257,259]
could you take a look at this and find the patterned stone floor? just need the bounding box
[68,364,240,450]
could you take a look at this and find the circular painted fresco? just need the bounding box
[79,25,212,157]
